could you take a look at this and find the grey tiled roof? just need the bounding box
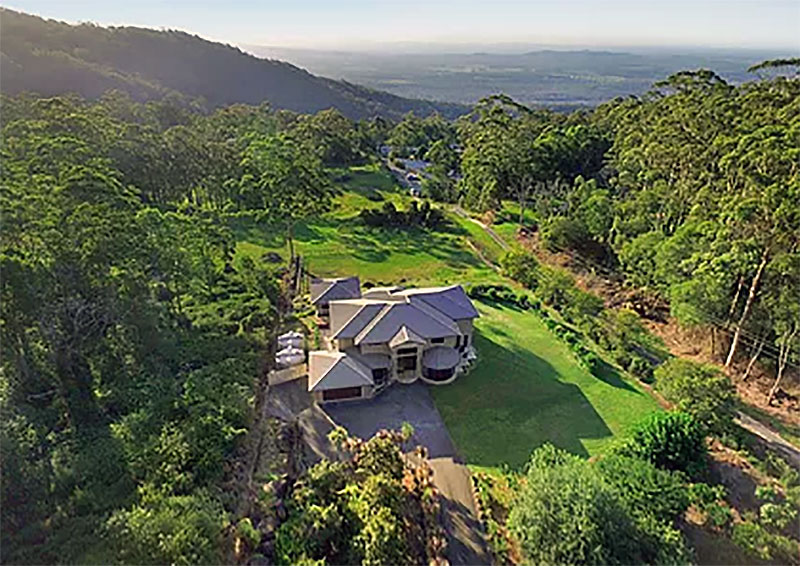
[308,350,373,391]
[355,302,458,345]
[396,285,479,320]
[310,276,361,305]
[333,302,387,339]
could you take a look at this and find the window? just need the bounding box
[431,337,445,344]
[423,366,456,382]
[464,334,470,347]
[372,367,389,385]
[397,347,417,355]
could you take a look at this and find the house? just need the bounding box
[310,276,361,322]
[308,282,479,403]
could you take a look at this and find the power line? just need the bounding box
[507,231,800,371]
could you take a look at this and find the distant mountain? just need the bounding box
[0,8,466,119]
[248,45,793,109]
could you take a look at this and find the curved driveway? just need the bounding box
[324,382,491,566]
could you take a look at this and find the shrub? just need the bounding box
[535,266,576,310]
[732,521,800,564]
[500,250,540,290]
[564,287,604,326]
[654,358,736,435]
[509,445,689,565]
[106,488,226,566]
[616,411,707,477]
[275,428,443,566]
[759,502,798,531]
[541,216,590,252]
[597,454,689,525]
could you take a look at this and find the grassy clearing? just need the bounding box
[447,211,507,266]
[431,300,660,472]
[234,163,503,286]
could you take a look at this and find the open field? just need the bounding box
[431,301,660,472]
[234,163,504,286]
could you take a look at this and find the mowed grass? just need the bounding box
[431,300,660,472]
[234,163,504,287]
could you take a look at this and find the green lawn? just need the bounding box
[431,301,660,472]
[237,165,660,470]
[234,163,504,286]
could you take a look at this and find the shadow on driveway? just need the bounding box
[323,382,491,565]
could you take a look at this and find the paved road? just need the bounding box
[736,411,800,470]
[324,382,491,565]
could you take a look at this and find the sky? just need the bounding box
[4,0,800,51]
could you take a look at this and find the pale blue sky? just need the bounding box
[4,0,799,50]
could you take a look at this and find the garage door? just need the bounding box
[322,386,362,401]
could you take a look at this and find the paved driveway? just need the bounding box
[323,382,491,565]
[324,381,457,458]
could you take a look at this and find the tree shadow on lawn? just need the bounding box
[436,332,614,470]
[480,299,641,396]
[334,225,484,271]
[592,358,641,394]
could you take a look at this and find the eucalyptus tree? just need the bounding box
[238,133,333,261]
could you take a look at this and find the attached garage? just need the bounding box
[309,350,374,403]
[322,386,363,401]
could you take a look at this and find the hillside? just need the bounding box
[0,8,466,119]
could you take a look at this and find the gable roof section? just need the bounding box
[397,285,479,320]
[308,351,373,391]
[355,302,458,345]
[332,302,387,339]
[389,325,426,348]
[310,276,361,305]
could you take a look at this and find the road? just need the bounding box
[736,411,800,470]
[324,383,492,565]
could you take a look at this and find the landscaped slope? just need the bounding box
[234,164,503,286]
[0,8,465,119]
[431,301,660,470]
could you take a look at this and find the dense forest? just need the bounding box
[0,8,465,119]
[2,49,799,565]
[448,66,799,403]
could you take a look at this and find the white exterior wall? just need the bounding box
[360,343,391,355]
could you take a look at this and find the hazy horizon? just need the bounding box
[3,0,799,52]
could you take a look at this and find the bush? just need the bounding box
[732,521,800,564]
[536,266,576,310]
[597,454,689,525]
[106,488,226,566]
[654,359,736,435]
[500,250,540,290]
[541,216,591,252]
[360,200,444,230]
[509,445,689,565]
[275,428,444,566]
[616,411,707,477]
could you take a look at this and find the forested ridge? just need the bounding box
[0,8,466,120]
[448,67,800,404]
[1,56,799,564]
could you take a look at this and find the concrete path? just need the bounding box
[452,205,511,252]
[323,383,491,565]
